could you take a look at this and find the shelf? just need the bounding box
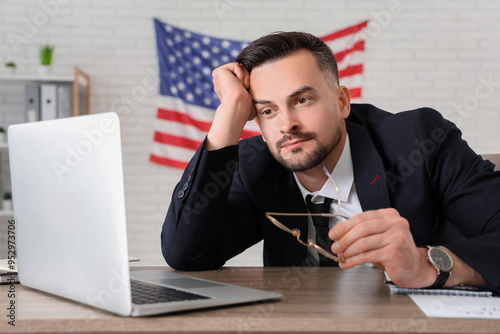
[0,66,90,116]
[0,74,73,83]
[0,210,13,217]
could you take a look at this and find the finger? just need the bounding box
[232,63,250,88]
[329,208,398,241]
[338,247,382,269]
[331,222,388,255]
[334,233,387,260]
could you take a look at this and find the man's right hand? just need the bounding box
[206,63,255,151]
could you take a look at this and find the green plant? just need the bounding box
[5,62,16,68]
[3,192,12,200]
[39,44,54,65]
[0,127,5,133]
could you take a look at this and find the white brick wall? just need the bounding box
[1,0,499,264]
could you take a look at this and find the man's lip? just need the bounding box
[281,139,308,149]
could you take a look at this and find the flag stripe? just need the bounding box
[320,21,368,42]
[150,154,187,169]
[334,41,365,63]
[154,131,202,151]
[158,107,211,133]
[338,64,363,78]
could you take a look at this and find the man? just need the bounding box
[161,31,500,289]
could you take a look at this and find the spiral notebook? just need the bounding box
[384,272,496,297]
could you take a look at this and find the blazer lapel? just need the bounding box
[347,121,391,211]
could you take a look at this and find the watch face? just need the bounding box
[428,247,453,272]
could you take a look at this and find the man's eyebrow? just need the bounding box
[252,86,316,105]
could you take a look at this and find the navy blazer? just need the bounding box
[161,104,500,288]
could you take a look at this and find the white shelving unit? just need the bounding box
[0,143,12,217]
[0,67,91,218]
[0,67,90,116]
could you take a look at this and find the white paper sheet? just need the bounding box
[409,294,500,319]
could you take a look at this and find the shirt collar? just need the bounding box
[294,134,354,204]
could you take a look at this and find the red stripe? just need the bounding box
[241,129,260,138]
[320,21,368,42]
[338,64,363,78]
[154,131,202,150]
[157,108,212,132]
[334,41,365,63]
[157,107,260,138]
[349,88,361,99]
[150,154,188,169]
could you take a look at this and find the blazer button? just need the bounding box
[182,182,189,191]
[177,190,185,198]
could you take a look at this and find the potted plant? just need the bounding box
[39,44,54,76]
[5,62,16,75]
[0,127,5,143]
[2,192,12,211]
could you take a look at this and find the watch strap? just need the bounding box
[426,270,450,289]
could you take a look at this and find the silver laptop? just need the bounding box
[8,112,282,317]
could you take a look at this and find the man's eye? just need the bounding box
[298,97,310,104]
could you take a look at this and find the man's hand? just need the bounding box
[207,63,255,151]
[328,208,439,288]
[328,208,486,288]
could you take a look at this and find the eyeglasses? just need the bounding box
[265,166,347,263]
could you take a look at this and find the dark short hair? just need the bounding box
[235,31,339,85]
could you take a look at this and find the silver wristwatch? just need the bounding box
[425,246,453,288]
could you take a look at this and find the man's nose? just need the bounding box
[280,108,301,134]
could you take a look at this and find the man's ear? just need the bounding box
[337,85,351,119]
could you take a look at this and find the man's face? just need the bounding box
[250,49,351,172]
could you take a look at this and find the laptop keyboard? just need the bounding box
[131,279,211,305]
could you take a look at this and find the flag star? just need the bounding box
[202,67,211,75]
[166,38,173,47]
[169,72,177,79]
[168,55,176,63]
[165,25,173,32]
[193,41,200,48]
[184,46,191,54]
[203,97,211,105]
[230,49,239,57]
[177,66,185,73]
[211,46,220,54]
[186,93,194,101]
[170,86,178,95]
[186,77,193,84]
[175,34,182,43]
[195,87,202,95]
[221,40,230,48]
[203,82,212,90]
[221,55,229,62]
[193,56,201,65]
[201,50,210,59]
[202,37,210,45]
[241,42,248,48]
[177,82,186,91]
[194,72,202,79]
[211,60,220,68]
[184,31,192,38]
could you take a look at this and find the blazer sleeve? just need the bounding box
[416,109,500,288]
[160,138,263,270]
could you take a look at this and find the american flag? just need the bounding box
[151,18,369,169]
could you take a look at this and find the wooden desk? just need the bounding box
[1,267,498,333]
